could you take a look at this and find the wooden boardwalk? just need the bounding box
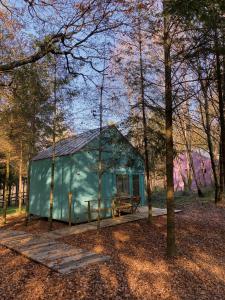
[0,207,181,274]
[0,229,109,274]
[41,206,181,240]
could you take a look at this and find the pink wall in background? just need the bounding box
[174,152,214,191]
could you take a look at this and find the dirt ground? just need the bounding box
[0,202,225,299]
[0,213,67,234]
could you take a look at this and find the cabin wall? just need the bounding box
[30,128,146,223]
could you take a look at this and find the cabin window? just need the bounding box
[133,175,140,196]
[116,174,129,195]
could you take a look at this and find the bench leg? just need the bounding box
[88,202,91,223]
[112,207,115,219]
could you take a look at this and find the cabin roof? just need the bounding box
[33,125,142,161]
[32,126,109,161]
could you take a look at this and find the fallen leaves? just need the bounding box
[0,202,225,299]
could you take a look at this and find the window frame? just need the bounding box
[116,174,130,195]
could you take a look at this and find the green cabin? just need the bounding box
[29,125,146,223]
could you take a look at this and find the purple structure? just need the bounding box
[174,151,213,191]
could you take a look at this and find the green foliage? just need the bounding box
[167,0,225,33]
[0,205,25,216]
[126,110,166,172]
[0,58,73,189]
[11,64,53,151]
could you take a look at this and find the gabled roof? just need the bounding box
[32,125,143,162]
[32,126,109,161]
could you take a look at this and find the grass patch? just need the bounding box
[0,206,25,216]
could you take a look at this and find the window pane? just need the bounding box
[116,175,129,195]
[116,175,123,194]
[123,175,129,194]
[133,175,140,196]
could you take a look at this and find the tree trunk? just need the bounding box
[214,30,225,201]
[22,178,25,204]
[3,153,10,224]
[187,150,204,197]
[8,183,11,206]
[137,4,152,222]
[97,42,106,230]
[163,1,176,257]
[49,62,57,231]
[16,181,19,206]
[49,133,56,230]
[219,143,224,198]
[185,151,192,191]
[204,109,219,201]
[25,159,31,226]
[222,43,225,188]
[185,98,204,197]
[25,74,37,226]
[177,107,204,197]
[18,141,23,212]
[199,79,219,202]
[177,158,189,192]
[97,101,103,230]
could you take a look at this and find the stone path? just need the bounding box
[41,206,182,240]
[0,229,109,274]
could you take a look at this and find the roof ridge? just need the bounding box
[32,125,114,161]
[57,125,110,143]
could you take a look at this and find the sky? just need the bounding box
[5,0,129,134]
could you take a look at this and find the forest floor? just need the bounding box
[0,199,225,299]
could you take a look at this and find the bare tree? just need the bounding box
[0,1,123,74]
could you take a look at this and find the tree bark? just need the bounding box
[222,43,225,188]
[97,41,106,230]
[137,4,152,222]
[18,141,23,212]
[214,30,225,201]
[0,33,65,72]
[3,153,10,224]
[185,140,204,197]
[219,143,224,199]
[163,0,176,257]
[25,158,31,226]
[177,158,189,192]
[49,62,57,231]
[8,183,11,206]
[199,78,219,202]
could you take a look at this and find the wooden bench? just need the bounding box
[131,196,141,212]
[85,195,141,222]
[112,195,141,217]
